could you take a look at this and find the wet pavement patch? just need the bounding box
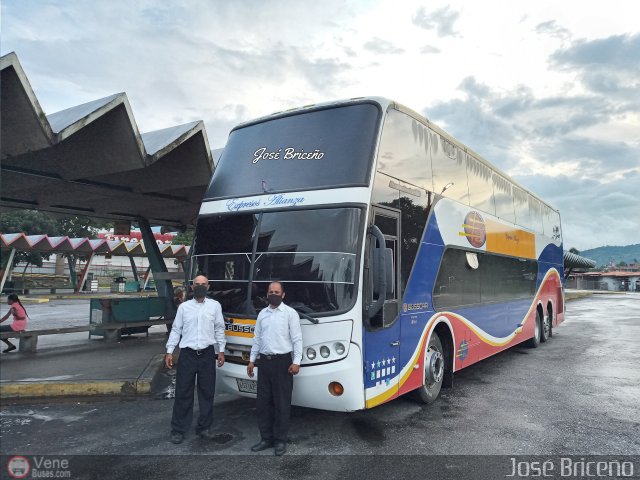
[211,433,233,444]
[350,417,385,445]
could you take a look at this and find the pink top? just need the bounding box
[9,303,28,331]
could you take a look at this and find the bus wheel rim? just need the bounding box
[427,349,444,385]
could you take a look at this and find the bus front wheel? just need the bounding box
[415,332,444,404]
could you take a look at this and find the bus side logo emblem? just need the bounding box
[462,211,486,248]
[457,340,469,361]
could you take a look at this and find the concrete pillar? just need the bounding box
[104,329,121,343]
[54,254,66,275]
[19,335,38,352]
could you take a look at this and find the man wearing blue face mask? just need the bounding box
[165,274,226,444]
[247,281,302,456]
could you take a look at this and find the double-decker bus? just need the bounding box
[191,97,564,411]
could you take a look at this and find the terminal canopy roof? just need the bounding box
[0,52,215,229]
[1,232,189,259]
[563,251,597,269]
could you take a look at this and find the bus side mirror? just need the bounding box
[373,247,394,297]
[367,225,389,319]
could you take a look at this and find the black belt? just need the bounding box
[184,345,214,356]
[260,352,291,360]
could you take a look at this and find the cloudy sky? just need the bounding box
[2,0,638,250]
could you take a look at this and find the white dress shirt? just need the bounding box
[166,298,226,354]
[250,302,303,364]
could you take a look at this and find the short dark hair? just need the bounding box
[267,281,284,292]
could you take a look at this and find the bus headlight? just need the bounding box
[301,340,349,364]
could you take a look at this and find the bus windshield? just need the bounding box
[205,103,380,199]
[192,207,363,317]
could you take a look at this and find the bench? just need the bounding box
[0,319,173,353]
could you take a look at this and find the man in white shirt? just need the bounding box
[247,281,302,456]
[165,275,226,444]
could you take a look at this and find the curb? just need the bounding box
[20,298,50,304]
[0,353,166,399]
[565,291,593,301]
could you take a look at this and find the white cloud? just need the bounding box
[1,0,639,247]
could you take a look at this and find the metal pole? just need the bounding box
[0,248,17,294]
[129,256,140,282]
[138,217,175,316]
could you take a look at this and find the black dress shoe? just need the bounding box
[170,432,184,444]
[250,439,273,452]
[274,441,287,456]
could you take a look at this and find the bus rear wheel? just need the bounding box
[527,310,542,348]
[415,332,444,404]
[540,310,551,343]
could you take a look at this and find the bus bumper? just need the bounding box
[216,344,365,412]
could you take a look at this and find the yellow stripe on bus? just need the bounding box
[485,219,535,259]
[224,317,256,338]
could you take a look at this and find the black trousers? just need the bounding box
[171,346,216,434]
[256,353,293,443]
[0,324,15,346]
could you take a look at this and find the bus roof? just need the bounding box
[229,96,558,213]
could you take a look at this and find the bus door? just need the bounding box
[364,206,401,407]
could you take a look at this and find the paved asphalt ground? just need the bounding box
[1,294,639,479]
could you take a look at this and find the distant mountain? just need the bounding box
[576,244,640,268]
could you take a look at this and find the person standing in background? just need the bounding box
[167,287,185,335]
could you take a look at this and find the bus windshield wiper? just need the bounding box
[294,308,319,324]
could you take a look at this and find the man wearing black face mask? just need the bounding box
[247,281,302,456]
[165,275,226,444]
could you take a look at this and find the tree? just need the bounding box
[172,230,194,246]
[569,247,580,255]
[617,261,628,267]
[0,210,60,275]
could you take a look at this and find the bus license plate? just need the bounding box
[236,378,258,394]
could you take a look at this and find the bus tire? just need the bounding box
[540,310,551,343]
[415,332,444,404]
[526,310,542,348]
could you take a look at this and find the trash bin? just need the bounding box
[111,276,126,293]
[83,273,95,292]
